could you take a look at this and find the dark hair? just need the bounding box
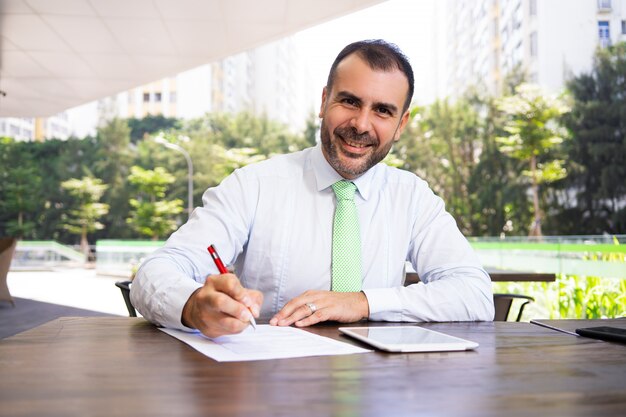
[326,39,414,112]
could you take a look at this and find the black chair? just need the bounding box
[493,293,534,321]
[115,280,137,317]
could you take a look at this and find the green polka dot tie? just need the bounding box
[331,180,361,292]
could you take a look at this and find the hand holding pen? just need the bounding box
[180,245,262,338]
[207,244,257,330]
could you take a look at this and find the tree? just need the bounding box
[0,138,42,238]
[128,115,181,143]
[466,92,533,237]
[60,176,109,257]
[558,42,626,233]
[93,118,135,238]
[126,166,183,240]
[496,83,570,237]
[33,137,101,242]
[187,111,311,156]
[395,100,479,234]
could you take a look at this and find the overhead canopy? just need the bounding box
[0,0,385,117]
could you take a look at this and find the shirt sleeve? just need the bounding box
[363,182,495,322]
[130,168,257,330]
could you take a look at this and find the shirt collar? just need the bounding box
[311,143,376,201]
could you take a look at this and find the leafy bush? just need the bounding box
[493,273,626,320]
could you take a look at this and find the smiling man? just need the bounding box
[131,40,495,338]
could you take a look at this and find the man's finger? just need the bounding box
[207,291,255,323]
[273,300,320,326]
[199,314,250,338]
[294,308,326,328]
[211,274,246,296]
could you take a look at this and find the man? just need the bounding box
[131,40,494,338]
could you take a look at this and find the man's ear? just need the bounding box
[319,87,328,118]
[393,110,411,141]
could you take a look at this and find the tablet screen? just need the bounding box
[339,326,479,352]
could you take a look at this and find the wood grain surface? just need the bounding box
[1,317,624,417]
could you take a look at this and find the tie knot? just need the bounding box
[332,180,357,201]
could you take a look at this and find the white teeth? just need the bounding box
[345,139,366,148]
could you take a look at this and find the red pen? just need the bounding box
[207,244,257,330]
[207,244,228,274]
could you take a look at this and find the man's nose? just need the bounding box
[350,109,372,135]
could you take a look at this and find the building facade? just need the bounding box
[442,0,626,98]
[0,113,71,141]
[111,37,310,133]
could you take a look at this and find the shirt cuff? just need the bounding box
[159,276,202,332]
[362,287,403,321]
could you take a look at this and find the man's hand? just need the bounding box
[269,290,369,328]
[181,273,263,338]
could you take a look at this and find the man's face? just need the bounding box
[319,53,410,179]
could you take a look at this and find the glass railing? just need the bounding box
[12,240,86,269]
[95,240,164,277]
[468,235,626,279]
[13,235,626,281]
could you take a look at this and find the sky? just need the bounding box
[294,0,439,110]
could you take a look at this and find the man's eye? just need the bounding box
[342,98,357,106]
[377,107,391,115]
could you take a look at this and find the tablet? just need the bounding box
[339,326,479,352]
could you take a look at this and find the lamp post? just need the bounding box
[154,135,194,218]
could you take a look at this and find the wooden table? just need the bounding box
[1,317,624,417]
[405,269,556,285]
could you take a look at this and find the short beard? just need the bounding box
[320,119,394,178]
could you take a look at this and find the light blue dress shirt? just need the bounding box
[131,144,494,330]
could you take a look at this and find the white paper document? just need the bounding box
[160,325,371,362]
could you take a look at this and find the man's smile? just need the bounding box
[335,128,376,156]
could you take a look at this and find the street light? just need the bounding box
[154,134,194,218]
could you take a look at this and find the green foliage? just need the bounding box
[127,166,175,200]
[0,111,310,243]
[302,112,320,148]
[128,115,181,143]
[496,83,570,236]
[127,199,183,240]
[126,166,183,240]
[0,138,41,237]
[494,274,626,321]
[397,98,480,234]
[555,41,626,234]
[93,118,135,239]
[497,84,570,162]
[397,90,531,236]
[185,111,311,157]
[60,176,109,254]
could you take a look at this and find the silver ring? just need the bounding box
[305,302,317,314]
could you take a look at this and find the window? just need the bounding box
[597,0,612,10]
[154,92,162,102]
[529,0,537,16]
[530,31,538,57]
[598,21,611,48]
[143,92,150,102]
[622,20,626,35]
[169,92,177,103]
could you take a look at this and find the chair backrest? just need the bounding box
[493,293,534,322]
[115,280,137,317]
